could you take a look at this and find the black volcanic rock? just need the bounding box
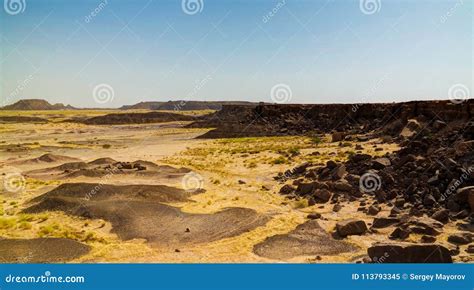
[368,243,452,263]
[190,100,473,139]
[82,112,195,125]
[336,219,368,237]
[120,100,257,111]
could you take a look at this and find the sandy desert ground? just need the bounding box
[0,109,472,263]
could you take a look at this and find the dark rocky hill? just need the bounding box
[1,99,75,110]
[81,111,195,125]
[120,100,257,111]
[189,100,473,138]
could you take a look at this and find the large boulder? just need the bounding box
[336,219,367,237]
[372,217,400,228]
[295,182,315,196]
[403,216,443,236]
[447,233,472,245]
[279,184,295,195]
[333,180,354,192]
[423,194,436,206]
[400,119,421,138]
[349,153,372,163]
[313,189,332,203]
[431,209,449,223]
[285,162,310,177]
[455,186,474,212]
[367,205,381,216]
[389,227,410,240]
[372,158,391,170]
[332,165,347,180]
[331,132,345,142]
[367,243,452,263]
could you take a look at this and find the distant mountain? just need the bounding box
[1,99,76,110]
[120,101,164,110]
[120,100,257,111]
[1,99,258,111]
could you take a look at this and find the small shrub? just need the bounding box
[37,214,49,223]
[18,214,34,222]
[0,217,16,229]
[292,199,309,209]
[272,156,287,165]
[38,223,60,237]
[247,162,257,168]
[346,150,355,156]
[83,232,97,242]
[18,221,32,230]
[310,136,322,144]
[288,147,300,156]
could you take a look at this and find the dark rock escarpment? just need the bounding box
[190,100,473,138]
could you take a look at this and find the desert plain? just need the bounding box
[0,100,473,263]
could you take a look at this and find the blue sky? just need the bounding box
[1,0,472,107]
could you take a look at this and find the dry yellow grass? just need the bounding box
[0,113,407,262]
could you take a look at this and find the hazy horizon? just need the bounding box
[2,96,473,110]
[1,0,472,108]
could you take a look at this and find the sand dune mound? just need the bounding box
[26,159,191,180]
[253,220,356,260]
[56,162,89,170]
[87,157,117,165]
[28,183,192,203]
[0,238,90,263]
[25,183,269,247]
[37,154,79,163]
[12,154,80,165]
